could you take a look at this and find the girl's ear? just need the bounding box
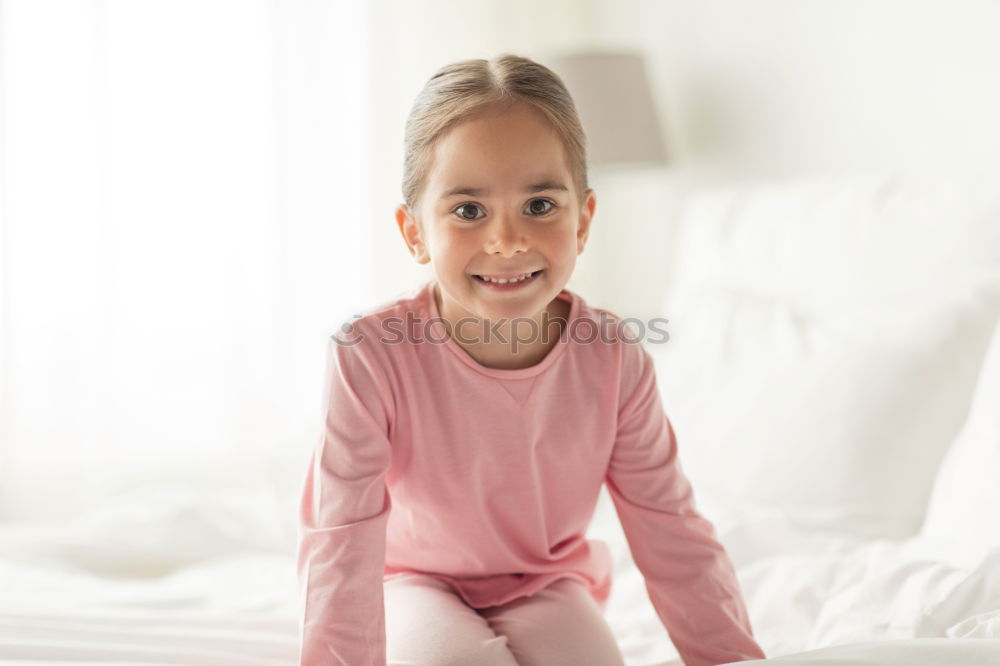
[395,204,430,264]
[576,189,597,255]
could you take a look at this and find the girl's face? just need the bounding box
[395,103,596,326]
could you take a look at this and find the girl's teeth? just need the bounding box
[480,272,534,284]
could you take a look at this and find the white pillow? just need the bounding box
[920,317,1000,560]
[664,174,1000,316]
[655,175,1000,539]
[656,281,1000,539]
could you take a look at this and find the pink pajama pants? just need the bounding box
[384,574,627,666]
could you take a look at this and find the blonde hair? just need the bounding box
[402,53,589,213]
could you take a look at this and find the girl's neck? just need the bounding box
[433,284,570,371]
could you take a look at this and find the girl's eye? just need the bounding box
[526,198,555,215]
[454,203,484,221]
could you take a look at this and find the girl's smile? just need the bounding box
[471,269,545,289]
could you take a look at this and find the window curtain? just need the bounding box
[0,0,374,523]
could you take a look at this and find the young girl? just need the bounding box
[297,53,767,666]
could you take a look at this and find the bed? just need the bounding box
[1,174,998,665]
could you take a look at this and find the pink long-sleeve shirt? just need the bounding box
[297,278,765,666]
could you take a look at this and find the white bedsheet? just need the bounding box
[0,553,297,664]
[725,638,1000,665]
[0,484,998,665]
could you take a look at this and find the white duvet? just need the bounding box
[0,483,998,666]
[589,484,1000,665]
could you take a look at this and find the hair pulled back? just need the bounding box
[401,53,589,212]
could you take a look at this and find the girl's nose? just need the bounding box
[485,213,528,257]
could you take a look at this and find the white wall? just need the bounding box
[593,0,1000,175]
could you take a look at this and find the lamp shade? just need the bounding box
[545,50,667,167]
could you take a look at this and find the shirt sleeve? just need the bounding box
[297,332,395,666]
[604,342,766,666]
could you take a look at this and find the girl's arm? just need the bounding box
[297,333,394,666]
[605,343,766,666]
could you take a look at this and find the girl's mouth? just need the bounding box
[472,269,544,290]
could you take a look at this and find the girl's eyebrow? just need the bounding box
[440,181,569,200]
